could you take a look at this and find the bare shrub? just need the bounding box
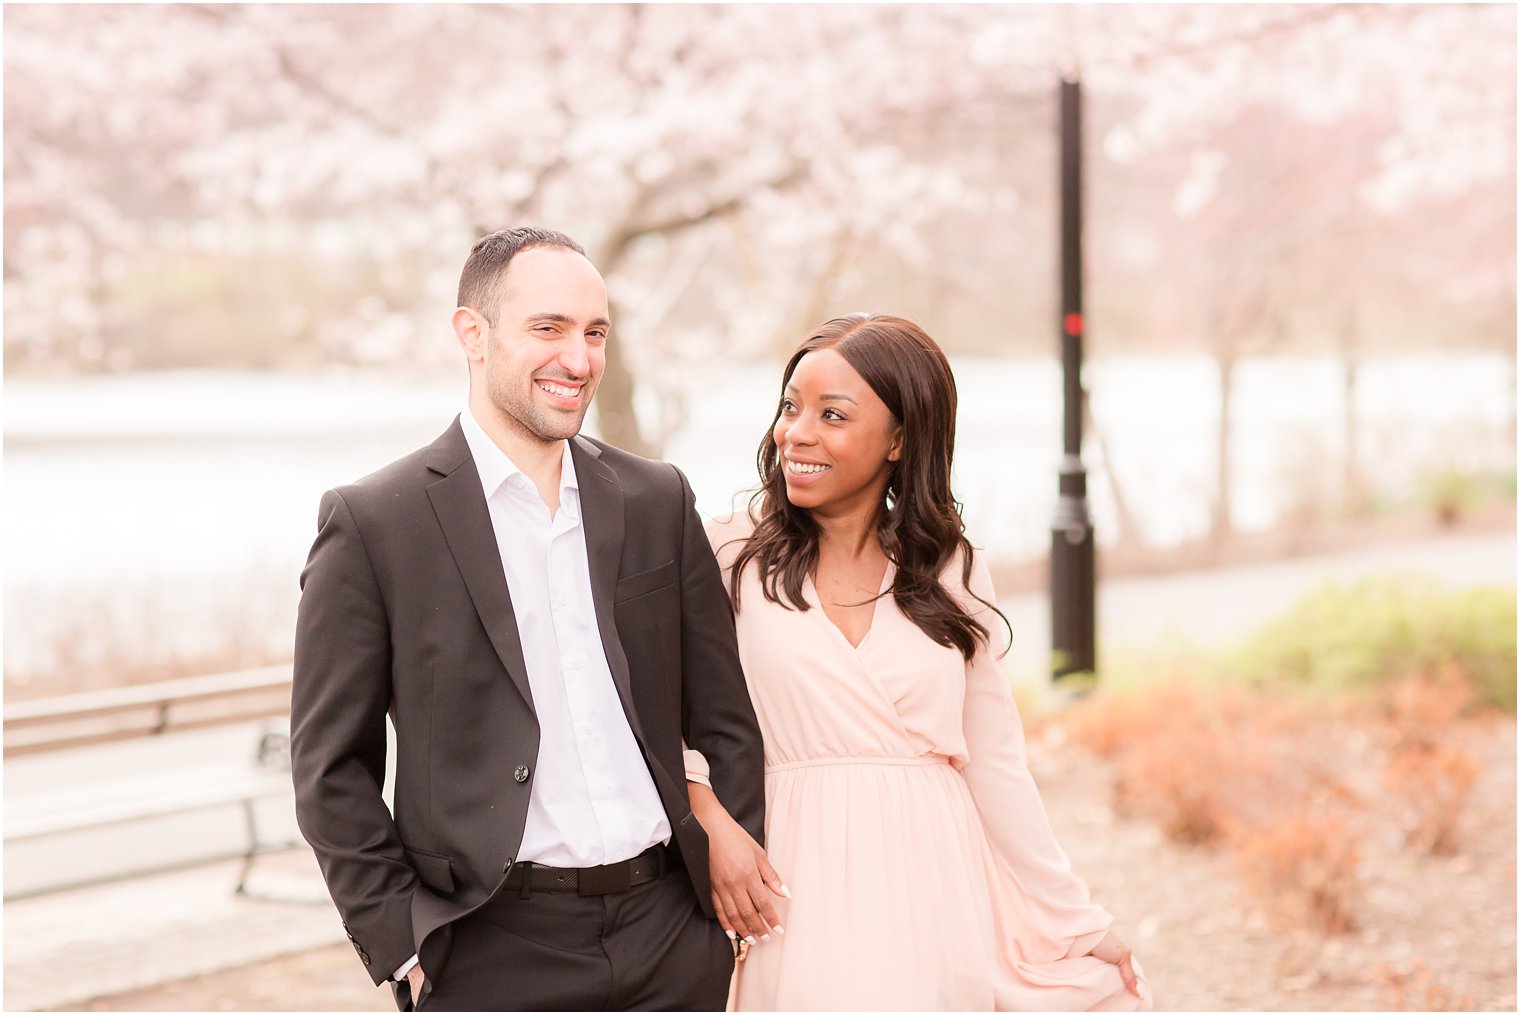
[1372,959,1478,1011]
[1225,792,1364,934]
[1065,680,1372,932]
[1378,665,1483,854]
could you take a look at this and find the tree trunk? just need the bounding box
[1507,342,1517,466]
[790,228,855,348]
[593,294,652,458]
[1211,349,1235,548]
[1339,306,1364,514]
[1082,386,1140,549]
[584,160,803,459]
[588,222,652,458]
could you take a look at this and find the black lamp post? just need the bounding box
[1050,75,1097,683]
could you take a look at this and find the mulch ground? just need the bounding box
[70,716,1515,1012]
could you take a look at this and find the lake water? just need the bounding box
[4,354,1512,679]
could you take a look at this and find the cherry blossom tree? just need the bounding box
[8,4,1055,450]
[5,3,1512,473]
[1074,3,1515,540]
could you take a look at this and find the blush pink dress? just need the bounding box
[688,516,1151,1012]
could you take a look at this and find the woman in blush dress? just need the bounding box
[683,314,1151,1012]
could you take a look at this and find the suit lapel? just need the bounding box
[424,420,535,712]
[571,437,644,742]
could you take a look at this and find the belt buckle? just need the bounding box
[577,859,632,896]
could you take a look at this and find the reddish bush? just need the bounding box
[1225,793,1363,934]
[1372,959,1477,1011]
[1061,669,1492,933]
[1065,679,1437,934]
[1383,741,1481,855]
[1379,667,1482,854]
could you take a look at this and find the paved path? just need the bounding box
[4,528,1513,1010]
[3,854,341,1012]
[1001,529,1515,686]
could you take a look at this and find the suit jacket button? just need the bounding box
[514,764,530,783]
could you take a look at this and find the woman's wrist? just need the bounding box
[688,782,730,827]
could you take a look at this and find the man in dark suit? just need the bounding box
[291,227,765,1010]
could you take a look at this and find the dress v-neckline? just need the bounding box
[807,561,896,652]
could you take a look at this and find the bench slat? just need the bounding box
[3,665,293,726]
[6,772,294,841]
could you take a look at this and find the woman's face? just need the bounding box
[773,348,902,516]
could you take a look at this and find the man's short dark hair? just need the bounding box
[457,227,587,324]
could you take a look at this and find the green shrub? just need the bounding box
[1425,587,1518,711]
[1417,468,1517,525]
[1231,578,1516,711]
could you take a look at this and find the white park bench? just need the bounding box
[3,666,306,899]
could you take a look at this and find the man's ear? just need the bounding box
[452,306,489,364]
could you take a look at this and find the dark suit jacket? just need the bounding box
[291,419,765,986]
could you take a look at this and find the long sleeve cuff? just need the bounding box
[683,747,712,788]
[393,954,419,982]
[1062,923,1112,960]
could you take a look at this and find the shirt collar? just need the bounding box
[459,406,580,513]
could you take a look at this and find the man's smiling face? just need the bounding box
[481,245,611,444]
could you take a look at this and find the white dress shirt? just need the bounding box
[397,411,673,981]
[458,407,671,866]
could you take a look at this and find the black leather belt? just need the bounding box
[505,843,670,897]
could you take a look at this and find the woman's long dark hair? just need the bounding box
[729,313,1010,661]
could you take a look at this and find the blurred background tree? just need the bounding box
[7,4,1513,455]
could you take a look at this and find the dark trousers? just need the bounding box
[397,867,734,1012]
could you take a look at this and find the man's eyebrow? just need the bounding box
[525,312,611,329]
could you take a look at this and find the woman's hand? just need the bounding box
[689,783,790,946]
[1089,928,1141,997]
[406,964,426,1007]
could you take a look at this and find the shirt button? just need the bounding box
[600,787,612,800]
[569,658,583,671]
[557,595,569,607]
[582,724,594,738]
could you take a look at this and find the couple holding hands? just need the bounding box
[291,227,1150,1011]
